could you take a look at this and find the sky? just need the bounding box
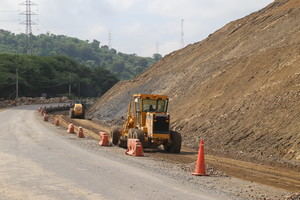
[0,0,273,57]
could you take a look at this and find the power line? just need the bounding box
[0,10,18,13]
[156,41,160,54]
[0,20,18,22]
[0,9,18,24]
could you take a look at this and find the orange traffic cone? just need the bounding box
[125,139,144,157]
[67,123,75,134]
[54,119,60,126]
[99,132,110,146]
[192,139,207,176]
[43,113,49,122]
[77,127,85,138]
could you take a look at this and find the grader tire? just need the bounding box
[164,131,182,153]
[80,108,85,119]
[118,139,127,148]
[111,127,120,146]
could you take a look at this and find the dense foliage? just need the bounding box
[0,54,118,99]
[0,30,161,80]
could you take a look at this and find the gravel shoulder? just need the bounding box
[48,114,297,200]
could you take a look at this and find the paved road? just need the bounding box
[0,105,223,200]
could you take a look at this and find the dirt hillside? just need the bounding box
[88,0,300,168]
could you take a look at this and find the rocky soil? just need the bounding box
[286,193,300,200]
[88,0,300,169]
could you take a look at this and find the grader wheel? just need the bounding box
[119,138,127,148]
[128,128,144,144]
[164,131,182,153]
[111,127,120,145]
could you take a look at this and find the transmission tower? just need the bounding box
[181,18,185,48]
[156,41,160,54]
[108,31,112,49]
[20,0,37,55]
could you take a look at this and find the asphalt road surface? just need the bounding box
[0,105,226,200]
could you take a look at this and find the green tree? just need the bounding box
[153,53,162,62]
[0,54,118,98]
[0,29,159,80]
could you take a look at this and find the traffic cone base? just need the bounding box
[192,172,207,176]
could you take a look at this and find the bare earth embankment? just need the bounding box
[88,0,300,171]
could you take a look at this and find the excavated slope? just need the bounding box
[89,0,300,167]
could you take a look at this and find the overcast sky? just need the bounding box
[0,0,273,57]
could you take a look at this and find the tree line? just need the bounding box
[0,30,162,80]
[0,54,118,99]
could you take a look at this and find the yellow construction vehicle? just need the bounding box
[111,94,181,153]
[69,103,85,119]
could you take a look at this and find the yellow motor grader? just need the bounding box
[69,103,85,119]
[111,94,181,153]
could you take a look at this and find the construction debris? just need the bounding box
[0,97,71,108]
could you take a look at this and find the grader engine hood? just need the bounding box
[146,113,170,139]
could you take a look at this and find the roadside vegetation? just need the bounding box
[0,54,118,99]
[0,29,162,80]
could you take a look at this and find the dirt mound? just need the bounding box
[88,0,300,168]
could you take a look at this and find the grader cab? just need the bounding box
[111,94,181,153]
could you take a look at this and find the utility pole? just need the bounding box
[181,18,185,48]
[156,41,160,54]
[68,74,71,97]
[78,82,81,97]
[20,0,37,55]
[16,68,19,99]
